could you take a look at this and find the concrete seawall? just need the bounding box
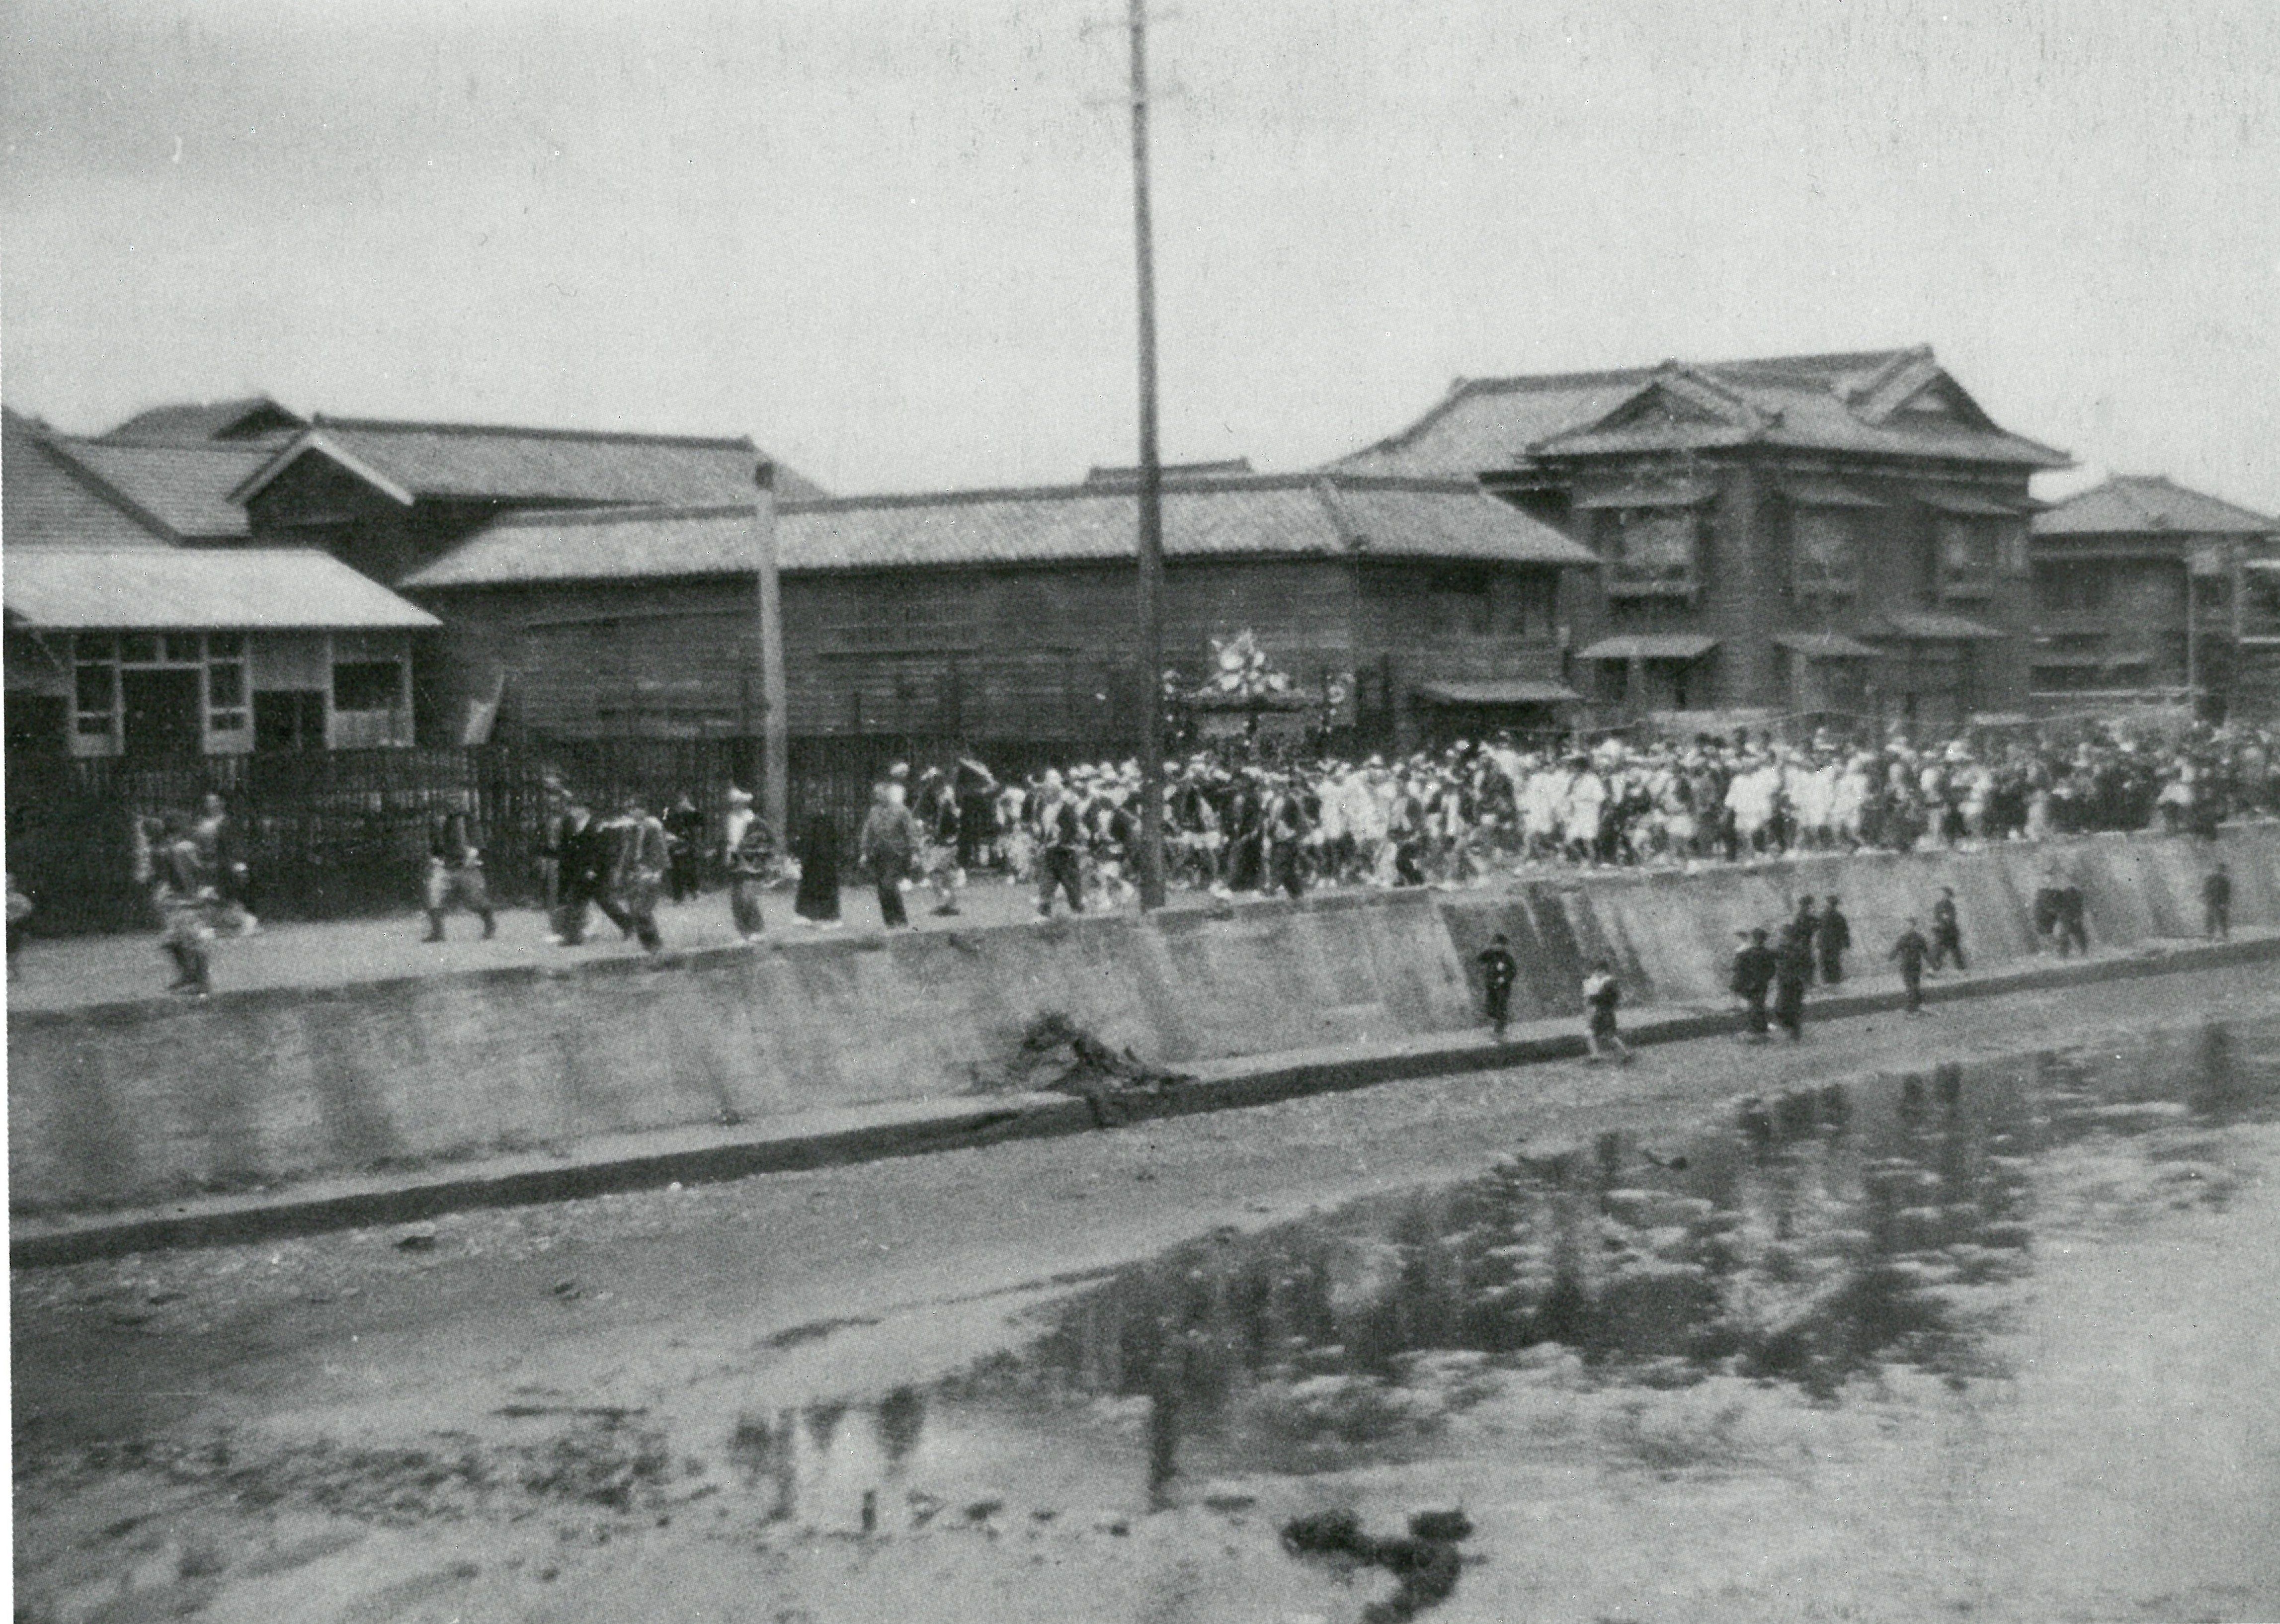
[12,825,2277,1214]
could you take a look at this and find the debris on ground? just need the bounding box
[971,1012,1194,1126]
[1281,1506,1471,1621]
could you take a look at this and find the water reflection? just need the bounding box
[739,1016,2278,1528]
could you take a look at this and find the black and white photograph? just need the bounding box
[5,1,2279,1619]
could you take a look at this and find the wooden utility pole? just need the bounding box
[1127,0,1168,909]
[753,460,789,836]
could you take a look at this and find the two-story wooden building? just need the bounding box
[400,471,1600,753]
[1337,347,2070,734]
[2027,475,2277,719]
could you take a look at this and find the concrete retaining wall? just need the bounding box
[12,825,2278,1214]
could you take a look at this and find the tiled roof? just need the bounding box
[1,407,173,550]
[99,396,304,445]
[1773,631,1882,658]
[235,416,827,508]
[403,505,765,588]
[4,547,440,630]
[2033,476,2276,538]
[403,474,1600,588]
[44,439,268,539]
[1333,347,2067,476]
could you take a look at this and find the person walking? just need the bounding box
[722,786,774,942]
[552,797,630,946]
[1773,930,1811,1042]
[1817,895,1850,985]
[1890,917,1931,1014]
[1581,957,1632,1062]
[2203,862,2232,942]
[422,806,496,941]
[1731,927,1778,1043]
[1477,932,1519,1040]
[857,780,919,929]
[194,791,259,936]
[609,793,670,953]
[1785,895,1820,987]
[2055,873,2090,958]
[2032,864,2065,953]
[793,810,843,926]
[1928,886,1966,973]
[1036,775,1087,918]
[954,752,1001,874]
[663,793,706,904]
[152,812,218,997]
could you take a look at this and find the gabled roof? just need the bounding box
[1334,347,2068,476]
[2033,476,2276,538]
[402,473,1600,589]
[2,406,175,550]
[4,547,440,630]
[43,438,269,539]
[232,415,827,509]
[99,396,305,445]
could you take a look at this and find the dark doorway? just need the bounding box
[120,668,202,756]
[6,694,67,758]
[255,689,328,752]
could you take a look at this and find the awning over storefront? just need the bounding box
[1415,678,1582,706]
[1773,631,1881,659]
[1915,487,2027,517]
[1577,633,1720,661]
[1572,481,1716,511]
[1777,480,1886,510]
[1875,612,2005,641]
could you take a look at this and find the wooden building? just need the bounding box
[401,471,1600,752]
[1336,347,2070,734]
[2027,475,2277,719]
[3,408,439,759]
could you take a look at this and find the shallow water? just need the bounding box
[744,1014,2280,1527]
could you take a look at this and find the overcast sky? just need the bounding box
[4,0,2276,507]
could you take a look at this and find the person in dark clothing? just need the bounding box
[663,794,706,903]
[1817,895,1850,985]
[1928,887,1966,972]
[1266,783,1309,899]
[2203,863,2232,941]
[954,754,1000,873]
[1773,933,1810,1041]
[2055,877,2090,958]
[552,799,634,946]
[2031,867,2065,952]
[1581,957,1632,1062]
[608,794,670,953]
[423,808,496,941]
[1477,932,1519,1039]
[1036,778,1087,918]
[794,811,843,925]
[1731,928,1778,1042]
[1890,918,1931,1014]
[196,792,258,936]
[1785,896,1820,987]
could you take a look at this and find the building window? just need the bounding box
[332,660,404,712]
[1793,510,1860,599]
[1603,508,1699,596]
[2036,566,2113,614]
[1426,564,1494,635]
[205,653,249,735]
[1938,517,1998,598]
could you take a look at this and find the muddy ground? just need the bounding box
[14,963,2280,1623]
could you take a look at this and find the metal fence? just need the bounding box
[2,733,1089,936]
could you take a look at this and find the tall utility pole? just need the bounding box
[752,460,789,838]
[1127,0,1168,909]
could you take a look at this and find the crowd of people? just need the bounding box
[876,721,2277,918]
[113,718,2268,996]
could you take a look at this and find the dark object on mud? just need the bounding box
[1818,1082,1851,1128]
[395,1224,438,1251]
[964,1497,1004,1523]
[1407,1508,1472,1542]
[861,1489,877,1534]
[1282,1506,1470,1621]
[978,1011,1194,1126]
